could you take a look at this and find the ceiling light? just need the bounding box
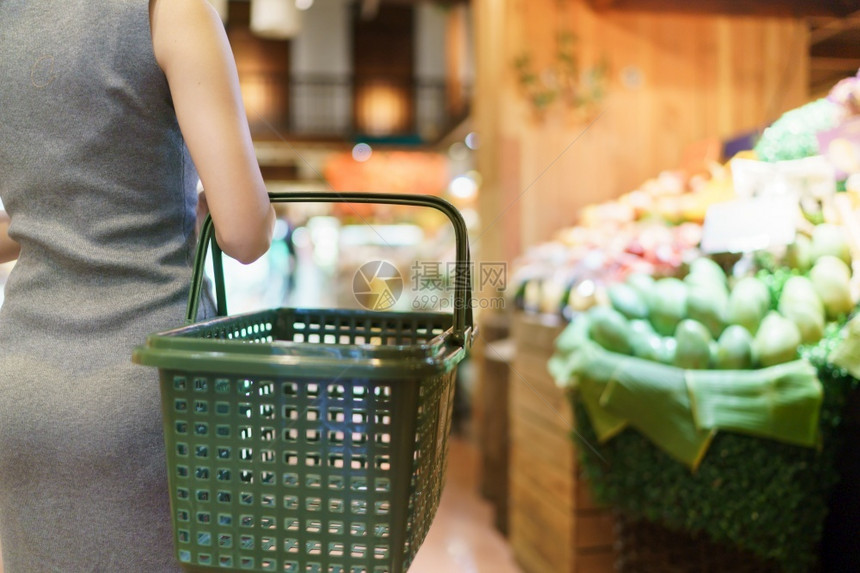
[251,0,302,39]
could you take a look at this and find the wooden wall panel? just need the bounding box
[225,2,291,133]
[474,0,809,253]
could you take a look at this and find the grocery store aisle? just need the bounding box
[409,435,523,573]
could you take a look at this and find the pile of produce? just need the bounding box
[589,223,855,371]
[511,164,734,316]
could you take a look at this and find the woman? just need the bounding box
[0,0,275,570]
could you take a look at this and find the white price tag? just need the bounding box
[731,156,835,200]
[700,195,797,254]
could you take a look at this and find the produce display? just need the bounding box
[541,71,860,573]
[512,165,732,316]
[583,224,856,371]
[549,227,860,572]
[516,70,860,322]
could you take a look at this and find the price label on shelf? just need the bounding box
[700,195,797,254]
[731,156,836,200]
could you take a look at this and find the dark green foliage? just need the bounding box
[573,325,857,573]
[755,265,800,310]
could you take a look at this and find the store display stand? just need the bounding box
[507,312,615,573]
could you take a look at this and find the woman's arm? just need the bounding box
[0,212,19,264]
[149,0,275,264]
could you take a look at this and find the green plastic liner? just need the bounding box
[552,321,825,470]
[686,360,822,448]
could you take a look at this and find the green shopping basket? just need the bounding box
[133,192,474,573]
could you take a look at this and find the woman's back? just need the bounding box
[0,0,199,335]
[0,1,209,570]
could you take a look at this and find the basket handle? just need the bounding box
[186,192,474,345]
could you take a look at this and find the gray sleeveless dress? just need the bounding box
[0,1,214,570]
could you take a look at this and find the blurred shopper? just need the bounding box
[0,1,274,570]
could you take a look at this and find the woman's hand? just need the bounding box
[196,188,210,236]
[0,211,19,264]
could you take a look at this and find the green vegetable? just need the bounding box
[650,278,688,335]
[726,277,770,335]
[809,255,854,320]
[753,312,801,367]
[626,272,656,310]
[608,282,649,320]
[756,266,800,310]
[778,276,825,344]
[812,254,852,280]
[554,313,592,353]
[708,340,720,368]
[753,97,842,162]
[629,319,661,361]
[810,223,852,266]
[779,276,824,316]
[629,318,656,336]
[686,285,728,338]
[715,325,755,369]
[786,234,813,272]
[687,257,728,287]
[780,303,825,345]
[654,336,677,365]
[731,276,771,315]
[588,305,632,355]
[630,333,662,362]
[673,319,713,369]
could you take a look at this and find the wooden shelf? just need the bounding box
[586,0,859,18]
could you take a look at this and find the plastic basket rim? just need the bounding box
[150,306,453,345]
[133,307,467,379]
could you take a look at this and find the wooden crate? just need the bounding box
[508,312,616,573]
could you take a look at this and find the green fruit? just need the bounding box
[628,319,660,361]
[786,234,813,272]
[709,340,720,369]
[587,306,632,354]
[812,254,852,280]
[686,285,728,338]
[716,325,754,369]
[555,314,592,353]
[654,336,677,365]
[777,275,825,344]
[625,273,656,310]
[753,312,801,367]
[726,277,771,335]
[674,319,713,369]
[731,276,771,315]
[630,332,663,362]
[608,283,649,320]
[811,223,852,266]
[779,302,825,344]
[809,255,854,319]
[629,318,656,336]
[687,258,727,287]
[779,276,824,316]
[650,278,688,336]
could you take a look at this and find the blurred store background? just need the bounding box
[5,0,860,571]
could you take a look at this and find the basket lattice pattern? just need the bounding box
[158,309,457,572]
